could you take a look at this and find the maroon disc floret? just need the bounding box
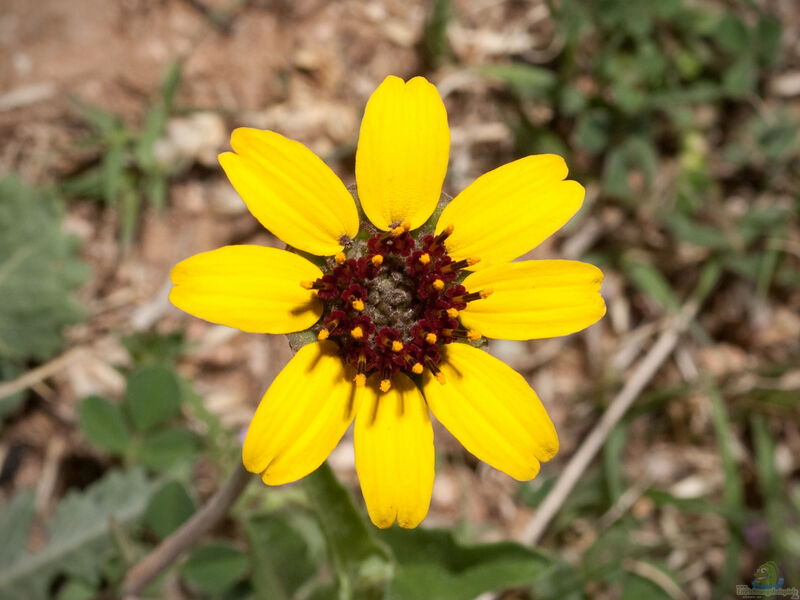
[301,221,491,392]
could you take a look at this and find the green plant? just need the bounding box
[62,61,183,246]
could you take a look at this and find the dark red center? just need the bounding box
[307,224,486,391]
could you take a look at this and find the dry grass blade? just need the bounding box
[520,299,701,546]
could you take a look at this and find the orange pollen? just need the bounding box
[334,252,346,265]
[467,257,480,266]
[446,308,459,318]
[432,279,445,291]
[418,253,431,265]
[424,333,437,344]
[371,254,383,266]
[390,219,411,237]
[391,340,404,352]
[350,326,364,340]
[317,329,330,341]
[435,372,446,385]
[354,373,366,387]
[379,379,392,392]
[467,330,481,341]
[411,362,423,374]
[351,299,365,312]
[300,281,314,290]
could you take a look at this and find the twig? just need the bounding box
[623,559,689,600]
[0,347,85,401]
[596,475,653,532]
[520,300,700,545]
[122,463,253,597]
[0,82,56,112]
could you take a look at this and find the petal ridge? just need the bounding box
[242,341,359,485]
[460,260,606,339]
[220,128,358,255]
[423,343,558,480]
[169,245,323,333]
[355,373,434,528]
[356,76,450,231]
[436,155,584,267]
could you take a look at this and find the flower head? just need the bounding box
[169,75,606,529]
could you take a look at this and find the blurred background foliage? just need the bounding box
[0,0,798,598]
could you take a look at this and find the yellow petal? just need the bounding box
[243,341,359,485]
[356,76,449,231]
[219,128,358,255]
[170,245,323,334]
[355,374,434,528]
[436,155,584,267]
[460,260,606,340]
[422,343,557,480]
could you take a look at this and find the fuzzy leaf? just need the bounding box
[379,528,551,600]
[0,176,88,362]
[245,512,321,600]
[124,365,182,431]
[0,489,35,568]
[0,469,156,599]
[180,544,249,594]
[143,480,195,539]
[303,463,392,599]
[77,395,131,454]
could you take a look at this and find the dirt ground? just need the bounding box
[2,1,800,598]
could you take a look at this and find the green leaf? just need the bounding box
[137,427,200,471]
[662,212,729,250]
[646,489,736,519]
[575,109,612,154]
[378,528,551,600]
[707,381,745,596]
[620,569,675,600]
[124,365,182,431]
[736,205,792,245]
[181,544,249,594]
[160,60,183,110]
[0,360,24,422]
[101,140,126,205]
[70,97,123,135]
[143,480,195,539]
[56,578,96,600]
[122,330,187,367]
[0,469,156,600]
[245,512,321,600]
[603,422,628,504]
[480,64,556,98]
[752,415,787,559]
[421,0,452,69]
[611,82,646,115]
[0,489,35,568]
[134,106,167,173]
[59,170,105,200]
[723,56,757,98]
[145,173,168,212]
[119,185,140,249]
[715,14,749,54]
[755,16,781,67]
[0,176,88,362]
[622,258,680,312]
[558,84,587,116]
[77,395,131,454]
[303,463,391,599]
[603,135,658,198]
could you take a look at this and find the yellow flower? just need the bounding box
[170,75,605,529]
